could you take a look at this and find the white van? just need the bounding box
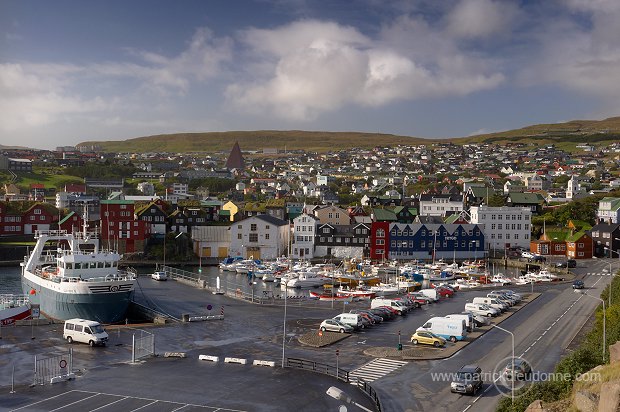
[465,302,499,317]
[63,319,109,346]
[371,298,408,315]
[472,297,507,312]
[445,314,473,332]
[417,317,467,342]
[419,289,439,302]
[333,313,364,330]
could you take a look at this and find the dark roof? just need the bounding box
[254,214,288,226]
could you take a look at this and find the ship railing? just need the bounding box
[74,230,100,240]
[0,294,30,307]
[34,229,68,238]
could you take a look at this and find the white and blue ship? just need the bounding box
[21,225,136,324]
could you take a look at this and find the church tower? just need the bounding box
[225,141,244,170]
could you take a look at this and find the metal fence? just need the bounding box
[131,329,154,363]
[286,358,382,411]
[357,378,383,412]
[286,357,349,382]
[33,349,73,386]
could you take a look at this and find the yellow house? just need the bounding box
[222,201,240,222]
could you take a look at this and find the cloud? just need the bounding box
[445,0,520,39]
[0,28,233,136]
[227,18,505,121]
[517,4,620,101]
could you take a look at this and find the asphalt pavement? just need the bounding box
[0,259,615,412]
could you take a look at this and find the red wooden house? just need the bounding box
[100,200,150,253]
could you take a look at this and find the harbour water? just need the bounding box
[1,262,526,297]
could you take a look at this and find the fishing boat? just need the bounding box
[0,294,31,325]
[369,283,400,297]
[309,291,353,302]
[219,256,244,271]
[336,286,376,299]
[21,221,136,324]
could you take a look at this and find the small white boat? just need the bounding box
[490,274,512,285]
[286,272,327,288]
[369,283,400,297]
[0,294,31,325]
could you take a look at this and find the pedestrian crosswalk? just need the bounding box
[348,358,408,384]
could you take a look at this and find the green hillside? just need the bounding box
[77,117,620,153]
[78,130,434,153]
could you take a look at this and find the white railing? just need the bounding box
[34,230,68,238]
[0,294,30,308]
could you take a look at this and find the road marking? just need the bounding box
[348,358,408,384]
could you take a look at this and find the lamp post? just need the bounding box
[492,324,515,407]
[579,291,606,362]
[326,386,373,412]
[281,282,287,368]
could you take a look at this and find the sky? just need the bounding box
[1,0,620,150]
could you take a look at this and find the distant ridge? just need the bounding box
[77,116,620,153]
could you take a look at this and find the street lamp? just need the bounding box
[492,324,515,406]
[281,282,287,368]
[578,291,606,362]
[326,386,373,412]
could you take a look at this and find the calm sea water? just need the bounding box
[0,266,22,294]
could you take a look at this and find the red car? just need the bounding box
[406,295,428,306]
[435,286,454,298]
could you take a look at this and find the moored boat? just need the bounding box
[0,294,31,325]
[21,225,136,324]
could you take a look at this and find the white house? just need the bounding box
[229,215,289,259]
[469,205,532,250]
[597,197,620,224]
[566,175,586,200]
[292,213,318,259]
[418,194,463,217]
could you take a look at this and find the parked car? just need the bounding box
[406,294,428,306]
[348,310,376,326]
[369,307,394,320]
[521,251,534,259]
[410,292,434,304]
[503,358,532,380]
[350,309,383,324]
[410,330,446,347]
[572,279,585,289]
[532,255,546,263]
[319,319,353,333]
[567,259,577,268]
[151,271,168,281]
[555,261,568,268]
[451,365,483,395]
[436,286,454,298]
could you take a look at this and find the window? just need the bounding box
[34,208,41,215]
[525,224,530,230]
[328,213,333,219]
[265,233,270,240]
[320,237,326,242]
[506,234,510,239]
[514,234,519,239]
[421,241,426,248]
[578,242,584,248]
[265,225,270,230]
[491,234,495,239]
[497,224,502,230]
[249,233,258,242]
[237,225,242,229]
[376,229,385,237]
[250,224,257,231]
[491,214,496,220]
[376,239,385,245]
[237,233,242,240]
[323,228,330,234]
[498,234,503,239]
[421,230,426,236]
[335,213,340,218]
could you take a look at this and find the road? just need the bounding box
[0,259,614,412]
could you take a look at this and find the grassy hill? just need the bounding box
[77,117,620,153]
[78,130,434,153]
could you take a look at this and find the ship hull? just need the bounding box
[22,276,133,324]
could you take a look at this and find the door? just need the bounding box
[218,247,228,258]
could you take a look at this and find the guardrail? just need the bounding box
[286,357,349,382]
[357,378,383,412]
[286,358,382,411]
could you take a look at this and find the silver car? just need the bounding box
[319,319,353,333]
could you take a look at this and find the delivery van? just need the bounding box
[472,297,508,312]
[333,313,364,330]
[419,288,439,302]
[63,318,109,346]
[371,298,409,315]
[465,302,499,317]
[417,316,467,342]
[445,314,473,332]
